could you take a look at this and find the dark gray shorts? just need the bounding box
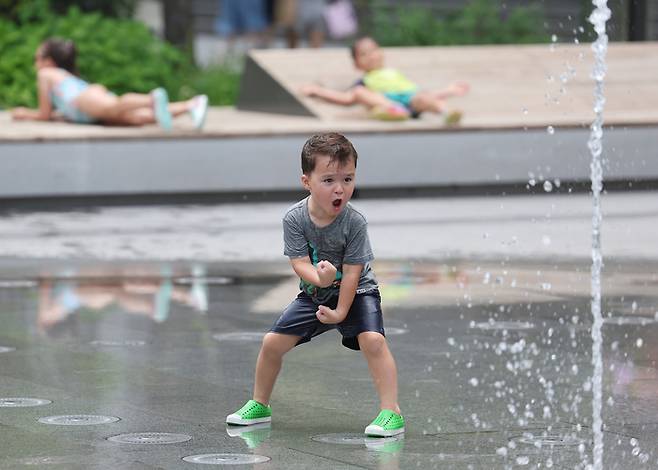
[270,290,384,351]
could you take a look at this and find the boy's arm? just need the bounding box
[290,256,337,288]
[301,84,357,106]
[316,263,362,324]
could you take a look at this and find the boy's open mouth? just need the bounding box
[332,198,342,208]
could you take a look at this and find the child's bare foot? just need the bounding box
[448,81,470,96]
[444,110,462,126]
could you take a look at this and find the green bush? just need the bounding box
[368,0,547,47]
[0,0,135,23]
[0,6,192,108]
[0,5,242,109]
[182,64,241,107]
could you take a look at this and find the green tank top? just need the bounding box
[362,68,417,94]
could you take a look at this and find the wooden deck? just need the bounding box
[1,42,656,142]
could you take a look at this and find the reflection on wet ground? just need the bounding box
[1,259,657,469]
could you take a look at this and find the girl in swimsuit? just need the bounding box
[11,38,208,130]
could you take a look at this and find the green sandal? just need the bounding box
[365,409,405,437]
[226,399,271,426]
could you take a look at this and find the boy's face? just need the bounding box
[354,38,384,72]
[302,154,356,218]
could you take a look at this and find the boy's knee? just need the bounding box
[358,331,386,355]
[261,332,295,356]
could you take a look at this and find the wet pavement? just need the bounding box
[1,193,658,469]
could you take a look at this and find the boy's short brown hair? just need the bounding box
[301,132,358,175]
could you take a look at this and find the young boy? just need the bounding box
[226,132,404,437]
[301,36,468,123]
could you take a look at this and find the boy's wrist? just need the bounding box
[334,307,348,321]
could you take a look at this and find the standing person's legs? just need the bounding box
[253,332,301,405]
[358,332,400,413]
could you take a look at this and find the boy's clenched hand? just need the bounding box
[316,260,337,288]
[316,305,346,324]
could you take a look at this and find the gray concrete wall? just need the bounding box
[0,127,655,199]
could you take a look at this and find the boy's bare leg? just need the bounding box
[410,92,446,114]
[352,86,399,109]
[302,85,396,110]
[358,332,401,413]
[301,84,359,105]
[253,332,300,405]
[431,81,470,100]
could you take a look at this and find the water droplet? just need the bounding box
[522,107,528,115]
[636,338,643,348]
[543,181,553,192]
[496,447,508,456]
[469,378,479,387]
[547,126,555,135]
[551,34,558,42]
[516,456,530,465]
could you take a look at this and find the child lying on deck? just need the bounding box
[301,36,469,124]
[11,38,208,131]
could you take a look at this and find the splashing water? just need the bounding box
[587,1,611,469]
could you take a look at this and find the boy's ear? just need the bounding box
[301,174,311,191]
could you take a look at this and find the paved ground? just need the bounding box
[1,192,657,469]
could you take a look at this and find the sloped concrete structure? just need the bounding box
[1,42,657,202]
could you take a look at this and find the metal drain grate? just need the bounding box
[213,332,263,342]
[311,433,403,445]
[603,316,656,326]
[89,340,146,347]
[38,415,120,425]
[108,432,192,444]
[512,434,586,448]
[385,327,409,335]
[182,453,270,465]
[0,398,52,407]
[473,321,534,331]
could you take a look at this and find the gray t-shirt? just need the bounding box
[283,197,378,304]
